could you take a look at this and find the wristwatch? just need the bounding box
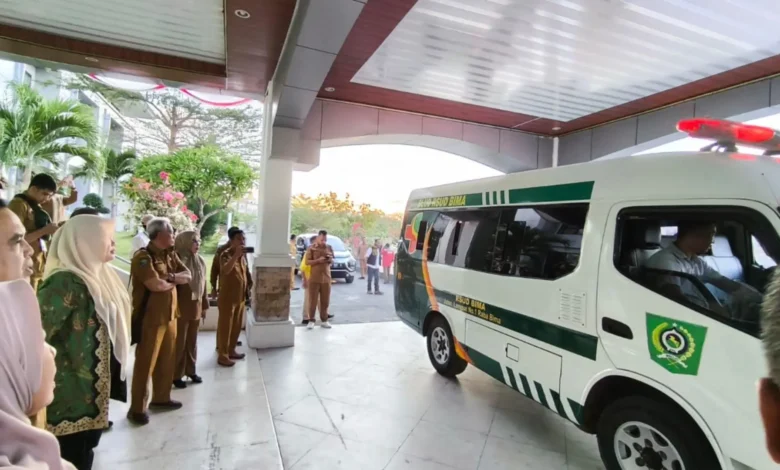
[167,273,175,283]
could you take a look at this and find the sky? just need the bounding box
[291,145,502,214]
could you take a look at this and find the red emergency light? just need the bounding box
[676,118,780,154]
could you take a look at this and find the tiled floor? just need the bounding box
[94,331,283,470]
[259,322,606,470]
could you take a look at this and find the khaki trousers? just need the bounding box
[307,282,331,322]
[290,268,296,290]
[175,318,200,379]
[217,297,244,361]
[130,316,177,413]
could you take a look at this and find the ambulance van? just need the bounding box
[394,118,780,470]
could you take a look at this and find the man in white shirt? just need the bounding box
[365,239,383,295]
[644,221,754,312]
[131,214,154,256]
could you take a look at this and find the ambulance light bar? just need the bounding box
[676,118,780,154]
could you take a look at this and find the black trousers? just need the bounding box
[57,429,103,470]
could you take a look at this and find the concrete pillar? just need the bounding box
[246,157,296,349]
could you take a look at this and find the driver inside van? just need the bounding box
[644,221,760,316]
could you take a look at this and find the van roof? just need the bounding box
[407,152,780,209]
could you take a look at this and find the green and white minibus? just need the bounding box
[394,118,780,470]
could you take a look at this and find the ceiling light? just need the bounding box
[84,57,99,63]
[234,9,250,19]
[552,126,561,131]
[324,87,336,92]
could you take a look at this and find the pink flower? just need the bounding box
[162,192,173,202]
[174,192,184,199]
[159,171,169,181]
[182,205,187,211]
[189,213,198,221]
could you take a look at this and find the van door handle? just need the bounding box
[602,317,633,340]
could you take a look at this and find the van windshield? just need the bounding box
[327,237,346,252]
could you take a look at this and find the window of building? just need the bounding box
[614,206,780,337]
[491,204,588,280]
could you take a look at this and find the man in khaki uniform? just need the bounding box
[216,229,249,367]
[8,174,61,290]
[41,176,78,224]
[305,230,334,329]
[290,234,299,290]
[128,218,191,425]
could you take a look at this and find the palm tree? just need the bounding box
[0,82,97,188]
[100,148,138,217]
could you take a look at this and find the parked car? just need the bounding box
[296,233,356,283]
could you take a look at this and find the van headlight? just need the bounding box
[348,258,356,268]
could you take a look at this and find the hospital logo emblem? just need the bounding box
[403,213,423,255]
[646,313,708,376]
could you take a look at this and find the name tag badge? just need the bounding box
[39,239,47,254]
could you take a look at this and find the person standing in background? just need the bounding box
[357,236,368,280]
[365,239,383,295]
[172,231,208,389]
[0,279,72,470]
[299,235,317,326]
[216,229,249,367]
[37,215,131,470]
[8,173,61,290]
[128,218,191,425]
[290,234,299,291]
[381,243,395,284]
[41,176,78,225]
[131,215,154,257]
[305,230,334,329]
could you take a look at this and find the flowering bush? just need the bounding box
[121,171,198,231]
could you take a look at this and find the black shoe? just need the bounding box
[127,411,149,425]
[292,287,300,291]
[188,374,203,384]
[375,291,384,295]
[172,379,187,389]
[237,341,243,346]
[328,314,334,319]
[149,400,183,411]
[301,319,310,325]
[367,291,373,295]
[105,420,114,431]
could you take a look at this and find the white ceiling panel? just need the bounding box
[352,0,780,122]
[0,0,225,64]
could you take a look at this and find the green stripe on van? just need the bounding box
[409,192,484,210]
[506,366,519,391]
[518,373,533,397]
[508,181,594,204]
[464,344,504,383]
[550,390,568,419]
[436,289,598,360]
[534,381,550,409]
[500,191,506,204]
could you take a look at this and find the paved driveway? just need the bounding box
[290,274,398,325]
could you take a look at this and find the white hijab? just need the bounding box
[43,215,131,379]
[0,279,75,470]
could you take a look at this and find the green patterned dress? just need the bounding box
[38,271,110,437]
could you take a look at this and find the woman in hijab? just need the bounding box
[172,230,208,389]
[0,278,75,470]
[36,215,131,470]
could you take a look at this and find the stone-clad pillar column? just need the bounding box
[246,157,296,348]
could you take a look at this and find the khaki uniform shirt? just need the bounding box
[8,196,46,280]
[218,247,248,298]
[305,243,334,283]
[131,244,188,325]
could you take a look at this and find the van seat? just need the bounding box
[701,235,743,281]
[624,222,662,268]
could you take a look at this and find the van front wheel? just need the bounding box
[426,316,467,377]
[597,396,720,470]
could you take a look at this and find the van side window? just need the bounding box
[427,214,451,261]
[416,220,427,252]
[434,210,500,270]
[492,204,588,280]
[614,206,780,337]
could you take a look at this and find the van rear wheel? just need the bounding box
[597,396,720,470]
[426,316,467,377]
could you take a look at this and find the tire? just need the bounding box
[426,315,468,377]
[597,396,720,470]
[345,275,354,284]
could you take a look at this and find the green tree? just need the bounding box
[67,77,262,164]
[82,193,110,214]
[98,148,138,216]
[134,146,255,230]
[0,82,97,187]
